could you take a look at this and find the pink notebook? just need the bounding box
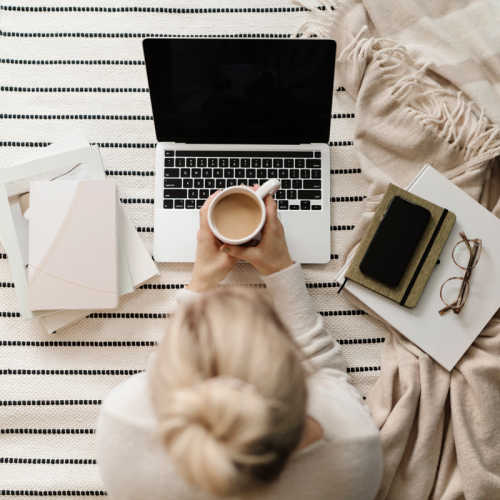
[29,180,119,310]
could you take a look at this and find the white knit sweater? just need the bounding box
[96,263,383,500]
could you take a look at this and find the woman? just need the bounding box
[96,189,383,499]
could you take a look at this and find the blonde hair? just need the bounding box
[150,288,308,497]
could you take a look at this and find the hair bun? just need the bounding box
[151,289,308,496]
[159,377,273,497]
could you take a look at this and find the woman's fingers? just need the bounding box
[264,194,278,220]
[220,244,257,261]
[261,194,280,236]
[199,190,220,230]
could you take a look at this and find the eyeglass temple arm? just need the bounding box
[439,298,459,315]
[459,231,471,250]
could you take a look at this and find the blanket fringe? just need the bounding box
[339,27,412,67]
[342,27,500,162]
[407,89,500,161]
[291,0,342,38]
[293,0,500,164]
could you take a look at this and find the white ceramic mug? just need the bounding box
[208,179,281,245]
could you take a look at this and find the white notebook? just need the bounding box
[336,165,500,371]
[29,180,119,310]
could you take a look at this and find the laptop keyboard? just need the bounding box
[163,150,322,211]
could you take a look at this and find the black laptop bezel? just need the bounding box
[143,38,336,145]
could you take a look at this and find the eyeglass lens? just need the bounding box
[452,240,481,270]
[441,278,470,309]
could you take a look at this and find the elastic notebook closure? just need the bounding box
[399,209,448,306]
[343,184,456,309]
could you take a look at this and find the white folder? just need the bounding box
[335,165,500,371]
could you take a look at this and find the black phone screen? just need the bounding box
[359,196,431,287]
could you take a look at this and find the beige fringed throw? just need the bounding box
[294,1,500,498]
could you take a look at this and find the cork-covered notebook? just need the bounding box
[345,184,456,308]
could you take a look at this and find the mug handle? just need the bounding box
[256,179,281,199]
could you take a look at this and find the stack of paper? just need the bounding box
[0,131,158,333]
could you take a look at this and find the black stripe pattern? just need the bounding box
[1,58,144,65]
[331,225,355,231]
[0,491,106,496]
[86,312,170,318]
[138,283,188,290]
[0,311,169,319]
[331,169,362,174]
[1,340,156,346]
[2,282,346,293]
[95,142,155,148]
[1,86,149,93]
[346,366,380,373]
[0,358,378,381]
[331,196,366,202]
[0,5,330,13]
[0,114,153,120]
[0,141,355,149]
[1,369,144,375]
[0,458,96,464]
[121,198,154,204]
[0,400,101,406]
[319,310,367,316]
[310,282,342,289]
[1,429,95,434]
[108,170,154,176]
[138,282,341,289]
[0,31,295,38]
[338,338,385,345]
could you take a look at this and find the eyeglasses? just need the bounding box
[439,231,482,315]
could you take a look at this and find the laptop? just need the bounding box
[143,38,336,263]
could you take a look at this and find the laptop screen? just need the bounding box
[143,38,336,145]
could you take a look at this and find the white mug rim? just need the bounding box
[207,186,266,245]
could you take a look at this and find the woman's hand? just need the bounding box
[219,187,293,276]
[189,191,240,293]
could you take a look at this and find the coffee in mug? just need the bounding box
[212,193,262,240]
[207,179,281,245]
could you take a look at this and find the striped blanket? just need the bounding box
[0,1,383,497]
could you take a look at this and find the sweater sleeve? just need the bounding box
[261,263,347,374]
[174,265,347,374]
[176,287,199,305]
[262,264,371,410]
[175,266,369,411]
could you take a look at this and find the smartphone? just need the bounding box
[359,196,431,287]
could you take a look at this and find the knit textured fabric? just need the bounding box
[294,0,500,498]
[0,1,382,497]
